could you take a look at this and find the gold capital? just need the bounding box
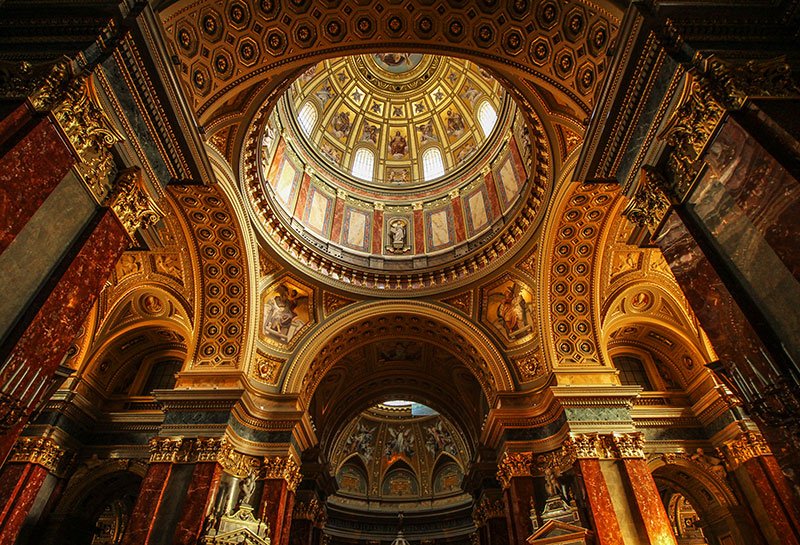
[107,168,162,237]
[496,451,533,489]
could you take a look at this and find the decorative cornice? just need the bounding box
[721,431,772,470]
[496,451,533,489]
[607,432,646,459]
[107,168,163,238]
[149,436,223,464]
[562,433,604,461]
[562,432,646,461]
[9,437,70,476]
[216,440,260,478]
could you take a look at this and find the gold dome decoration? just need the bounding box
[286,54,506,188]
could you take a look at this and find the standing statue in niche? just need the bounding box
[543,466,561,499]
[238,473,256,507]
[386,219,410,254]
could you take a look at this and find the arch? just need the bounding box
[297,101,317,135]
[351,147,375,181]
[421,147,445,181]
[282,300,513,404]
[477,100,498,138]
[336,455,369,496]
[431,455,464,495]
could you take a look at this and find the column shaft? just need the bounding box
[0,462,48,543]
[620,458,677,545]
[172,462,221,545]
[121,463,172,545]
[574,458,624,545]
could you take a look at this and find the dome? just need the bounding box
[247,53,548,294]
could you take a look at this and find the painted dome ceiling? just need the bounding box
[286,54,508,189]
[248,53,546,294]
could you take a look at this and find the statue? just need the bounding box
[238,473,256,507]
[543,466,560,498]
[386,219,410,253]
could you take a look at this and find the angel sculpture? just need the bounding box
[490,282,532,340]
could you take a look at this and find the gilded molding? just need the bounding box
[149,436,223,464]
[562,433,604,461]
[9,437,68,475]
[217,441,261,478]
[107,168,163,237]
[496,451,533,489]
[562,432,645,460]
[722,431,772,469]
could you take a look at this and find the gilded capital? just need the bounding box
[107,168,163,237]
[9,437,69,475]
[217,441,260,478]
[293,498,327,526]
[261,455,302,491]
[607,432,646,459]
[562,433,604,461]
[722,431,772,469]
[496,451,533,489]
[149,437,191,463]
[472,498,505,526]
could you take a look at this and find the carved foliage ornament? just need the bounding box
[659,55,799,199]
[293,498,327,526]
[624,166,671,229]
[562,432,645,461]
[108,168,163,237]
[472,498,505,526]
[496,451,533,489]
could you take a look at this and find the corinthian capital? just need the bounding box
[108,168,163,238]
[496,451,533,489]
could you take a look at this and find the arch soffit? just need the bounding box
[282,300,514,402]
[537,168,624,368]
[157,0,622,125]
[53,460,147,517]
[648,456,738,512]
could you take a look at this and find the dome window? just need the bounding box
[422,147,445,181]
[297,102,317,136]
[352,148,375,181]
[477,101,498,138]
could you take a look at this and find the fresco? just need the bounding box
[260,278,313,345]
[483,278,535,342]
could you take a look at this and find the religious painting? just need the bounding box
[372,53,424,74]
[313,78,335,108]
[341,206,372,253]
[382,468,419,496]
[345,421,375,462]
[385,426,415,460]
[433,463,463,494]
[494,152,522,209]
[302,185,333,236]
[259,277,313,346]
[328,109,352,140]
[386,168,410,184]
[270,155,300,211]
[425,206,455,251]
[443,108,466,140]
[360,121,380,145]
[463,185,491,236]
[460,83,482,108]
[416,120,438,144]
[387,128,409,159]
[483,277,535,343]
[338,464,367,495]
[319,138,341,164]
[424,419,458,457]
[455,139,477,165]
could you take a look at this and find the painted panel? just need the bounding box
[302,185,333,236]
[425,206,454,251]
[341,206,372,252]
[494,152,522,209]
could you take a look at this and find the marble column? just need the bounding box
[722,432,800,545]
[0,102,75,254]
[172,461,222,545]
[0,208,130,463]
[572,458,624,545]
[258,456,301,545]
[0,437,68,544]
[496,452,535,545]
[120,461,173,545]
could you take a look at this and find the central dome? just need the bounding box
[285,54,507,190]
[246,53,547,293]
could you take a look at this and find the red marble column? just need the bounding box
[413,206,425,254]
[259,478,294,545]
[451,194,467,243]
[0,462,49,543]
[732,454,800,545]
[0,105,75,254]
[120,462,173,545]
[172,462,222,545]
[0,209,130,463]
[620,458,678,545]
[372,207,384,254]
[504,475,535,545]
[574,459,624,545]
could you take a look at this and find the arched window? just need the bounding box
[612,354,653,390]
[477,101,498,137]
[351,148,375,181]
[141,360,182,394]
[297,102,317,135]
[422,147,445,181]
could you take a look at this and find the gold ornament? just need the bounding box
[496,451,533,489]
[9,437,68,475]
[607,432,646,459]
[624,166,671,229]
[107,168,163,238]
[261,456,302,491]
[722,431,772,469]
[472,498,505,526]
